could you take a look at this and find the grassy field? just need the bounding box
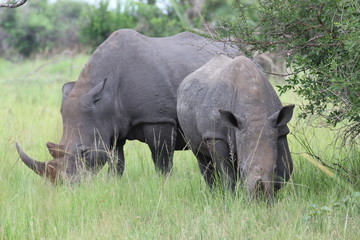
[0,55,359,239]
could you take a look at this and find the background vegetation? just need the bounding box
[0,0,232,57]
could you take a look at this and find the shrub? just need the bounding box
[220,0,360,142]
[0,0,90,57]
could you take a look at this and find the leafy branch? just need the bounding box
[220,0,360,142]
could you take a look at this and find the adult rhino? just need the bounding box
[177,55,294,200]
[16,29,239,183]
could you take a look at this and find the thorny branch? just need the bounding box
[0,0,27,8]
[317,4,325,27]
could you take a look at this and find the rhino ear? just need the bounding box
[46,142,65,158]
[86,78,107,104]
[219,109,244,129]
[269,104,295,127]
[62,82,75,100]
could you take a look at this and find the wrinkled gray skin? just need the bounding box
[177,55,294,200]
[16,29,239,183]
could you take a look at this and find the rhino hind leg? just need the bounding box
[143,123,177,175]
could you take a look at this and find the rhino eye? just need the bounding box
[77,144,88,155]
[93,98,101,105]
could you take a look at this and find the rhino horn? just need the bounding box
[16,143,46,176]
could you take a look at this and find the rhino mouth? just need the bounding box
[254,179,274,200]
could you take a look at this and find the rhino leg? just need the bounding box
[194,151,216,188]
[143,123,176,175]
[205,139,236,191]
[108,140,125,176]
[274,137,293,190]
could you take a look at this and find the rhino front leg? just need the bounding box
[274,136,293,190]
[108,141,125,176]
[143,123,176,175]
[205,139,236,191]
[194,151,217,188]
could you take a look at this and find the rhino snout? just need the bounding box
[255,178,274,202]
[245,172,275,201]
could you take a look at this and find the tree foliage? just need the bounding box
[0,0,90,57]
[80,0,189,49]
[0,0,195,56]
[79,0,136,49]
[221,0,360,141]
[134,1,185,37]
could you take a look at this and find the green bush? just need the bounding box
[0,2,54,57]
[135,1,185,36]
[0,0,90,57]
[80,0,186,50]
[79,0,136,49]
[0,0,188,56]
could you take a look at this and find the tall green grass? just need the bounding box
[0,56,359,239]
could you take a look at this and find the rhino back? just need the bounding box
[177,55,282,146]
[72,30,239,131]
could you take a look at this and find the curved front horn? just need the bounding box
[16,143,46,176]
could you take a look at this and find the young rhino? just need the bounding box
[177,55,294,200]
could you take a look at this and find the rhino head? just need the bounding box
[16,78,115,184]
[219,104,295,200]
